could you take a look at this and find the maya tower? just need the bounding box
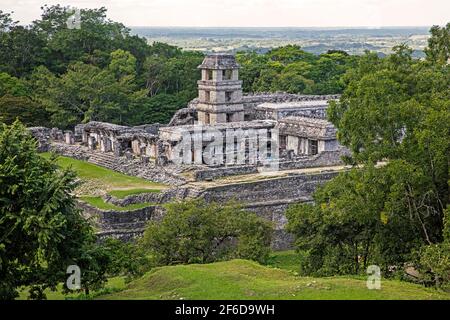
[196,53,244,125]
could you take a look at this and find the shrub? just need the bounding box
[140,199,273,265]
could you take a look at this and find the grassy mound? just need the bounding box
[99,259,450,300]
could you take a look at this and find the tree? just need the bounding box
[0,121,96,299]
[0,94,48,126]
[237,45,356,95]
[29,61,137,128]
[425,23,450,65]
[140,199,273,265]
[142,50,202,96]
[252,67,281,92]
[236,51,269,92]
[272,71,314,94]
[0,10,17,32]
[419,205,450,289]
[0,72,28,96]
[0,24,46,77]
[31,5,144,74]
[287,35,449,279]
[108,49,137,80]
[268,45,316,64]
[100,238,151,282]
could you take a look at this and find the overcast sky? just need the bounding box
[2,0,449,27]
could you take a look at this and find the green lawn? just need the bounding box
[40,153,167,207]
[108,188,160,199]
[18,277,126,300]
[267,250,303,273]
[16,253,450,300]
[79,196,155,211]
[98,259,450,300]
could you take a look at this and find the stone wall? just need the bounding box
[253,106,329,121]
[194,165,259,181]
[104,192,164,207]
[28,127,52,152]
[75,170,340,249]
[278,149,348,170]
[132,123,162,134]
[77,201,165,241]
[168,107,197,126]
[103,186,202,206]
[242,93,340,120]
[200,171,339,249]
[202,171,338,203]
[192,149,347,181]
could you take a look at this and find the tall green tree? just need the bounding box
[29,55,139,128]
[31,5,147,74]
[0,121,96,299]
[0,12,46,77]
[425,23,450,65]
[0,95,48,126]
[237,45,356,94]
[287,38,449,279]
[0,72,28,96]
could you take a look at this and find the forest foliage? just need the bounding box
[286,25,450,289]
[1,6,359,129]
[1,4,449,298]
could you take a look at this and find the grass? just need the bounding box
[40,153,167,195]
[267,250,303,273]
[98,259,450,300]
[16,252,450,300]
[108,188,160,199]
[18,277,126,300]
[79,196,154,211]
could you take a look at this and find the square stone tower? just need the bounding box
[196,53,244,124]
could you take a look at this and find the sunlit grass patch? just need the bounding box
[40,152,167,196]
[79,196,154,211]
[108,188,160,199]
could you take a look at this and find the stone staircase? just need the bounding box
[87,152,119,170]
[185,186,204,199]
[83,149,186,185]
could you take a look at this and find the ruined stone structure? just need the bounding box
[29,53,349,249]
[278,116,339,156]
[196,54,244,124]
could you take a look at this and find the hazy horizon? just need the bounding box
[3,0,449,28]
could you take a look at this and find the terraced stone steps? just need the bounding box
[88,152,118,169]
[185,186,204,199]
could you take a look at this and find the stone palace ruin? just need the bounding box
[29,53,349,249]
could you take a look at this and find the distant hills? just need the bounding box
[130,26,430,56]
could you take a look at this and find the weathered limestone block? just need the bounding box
[125,151,133,160]
[50,127,64,141]
[88,136,96,150]
[113,141,122,156]
[74,124,85,142]
[64,131,75,144]
[100,136,112,152]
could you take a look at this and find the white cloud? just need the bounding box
[2,0,449,27]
